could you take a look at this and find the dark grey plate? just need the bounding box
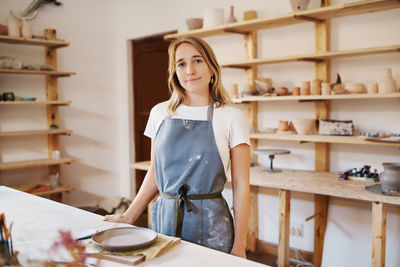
[91,227,158,251]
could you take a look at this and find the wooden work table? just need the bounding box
[131,161,399,266]
[0,186,266,266]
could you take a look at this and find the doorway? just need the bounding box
[132,31,176,194]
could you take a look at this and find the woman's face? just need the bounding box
[175,43,213,96]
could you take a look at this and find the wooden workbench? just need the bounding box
[0,186,266,266]
[131,161,399,266]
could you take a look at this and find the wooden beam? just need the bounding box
[278,189,291,267]
[247,186,259,252]
[371,202,386,267]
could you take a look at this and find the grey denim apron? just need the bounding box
[150,101,234,253]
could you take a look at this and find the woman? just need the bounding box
[105,37,250,258]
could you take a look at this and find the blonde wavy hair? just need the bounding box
[167,36,231,114]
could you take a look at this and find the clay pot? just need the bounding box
[380,162,400,192]
[0,24,8,35]
[367,83,378,94]
[292,118,315,135]
[289,0,311,11]
[186,18,203,30]
[278,120,289,131]
[279,87,289,96]
[321,83,331,95]
[311,79,321,95]
[378,68,397,93]
[226,6,238,24]
[345,83,366,94]
[292,86,300,96]
[301,81,310,96]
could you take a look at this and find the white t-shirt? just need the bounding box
[144,101,250,175]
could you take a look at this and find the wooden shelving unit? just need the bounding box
[0,29,74,201]
[0,100,71,105]
[0,129,72,137]
[161,1,400,266]
[33,186,74,196]
[0,158,75,171]
[165,0,400,40]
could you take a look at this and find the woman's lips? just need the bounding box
[186,77,200,83]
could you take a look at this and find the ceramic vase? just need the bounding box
[203,8,224,28]
[226,6,238,24]
[378,68,397,93]
[380,162,400,192]
[289,0,311,11]
[21,19,32,38]
[7,17,20,37]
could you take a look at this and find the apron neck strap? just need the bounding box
[207,100,214,122]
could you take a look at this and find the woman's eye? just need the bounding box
[177,62,184,68]
[194,59,202,63]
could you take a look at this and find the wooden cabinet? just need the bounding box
[0,29,75,199]
[161,1,400,266]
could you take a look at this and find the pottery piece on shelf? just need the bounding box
[255,78,273,94]
[367,83,378,94]
[301,81,310,95]
[345,83,366,94]
[378,68,397,93]
[2,92,16,101]
[278,120,289,132]
[226,83,239,98]
[292,86,300,96]
[279,87,289,96]
[21,18,33,38]
[380,162,400,192]
[321,82,331,95]
[311,79,321,95]
[319,119,353,136]
[203,8,224,28]
[226,6,238,24]
[289,0,311,11]
[292,118,315,135]
[186,18,203,30]
[0,24,8,35]
[7,17,20,37]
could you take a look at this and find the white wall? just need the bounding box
[1,1,400,266]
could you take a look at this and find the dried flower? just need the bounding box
[52,230,87,265]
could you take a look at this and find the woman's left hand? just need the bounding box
[230,247,247,258]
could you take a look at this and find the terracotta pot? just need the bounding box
[367,83,378,94]
[311,79,321,95]
[292,86,300,96]
[278,120,289,131]
[301,81,310,95]
[380,162,400,192]
[321,83,331,95]
[21,19,32,38]
[186,18,203,30]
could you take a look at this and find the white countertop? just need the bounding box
[0,186,267,266]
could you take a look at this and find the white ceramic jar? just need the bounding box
[203,8,224,28]
[378,68,397,93]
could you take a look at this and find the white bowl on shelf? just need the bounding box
[292,118,315,135]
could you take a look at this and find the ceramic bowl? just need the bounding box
[21,97,36,101]
[186,18,203,30]
[345,83,366,94]
[292,118,315,135]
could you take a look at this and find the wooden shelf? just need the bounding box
[33,186,74,196]
[0,35,69,48]
[0,100,71,105]
[232,92,400,103]
[0,158,75,171]
[165,0,400,40]
[0,68,75,77]
[0,129,72,137]
[250,133,400,147]
[222,44,400,69]
[130,161,151,171]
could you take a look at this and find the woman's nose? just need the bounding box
[186,63,195,74]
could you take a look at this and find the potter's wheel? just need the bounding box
[365,184,400,197]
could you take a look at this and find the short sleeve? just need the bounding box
[144,103,166,139]
[230,109,251,148]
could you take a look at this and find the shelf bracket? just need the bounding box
[223,29,250,35]
[300,57,325,63]
[294,15,324,24]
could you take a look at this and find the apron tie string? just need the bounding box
[159,184,222,238]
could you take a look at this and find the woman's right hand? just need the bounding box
[103,213,132,224]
